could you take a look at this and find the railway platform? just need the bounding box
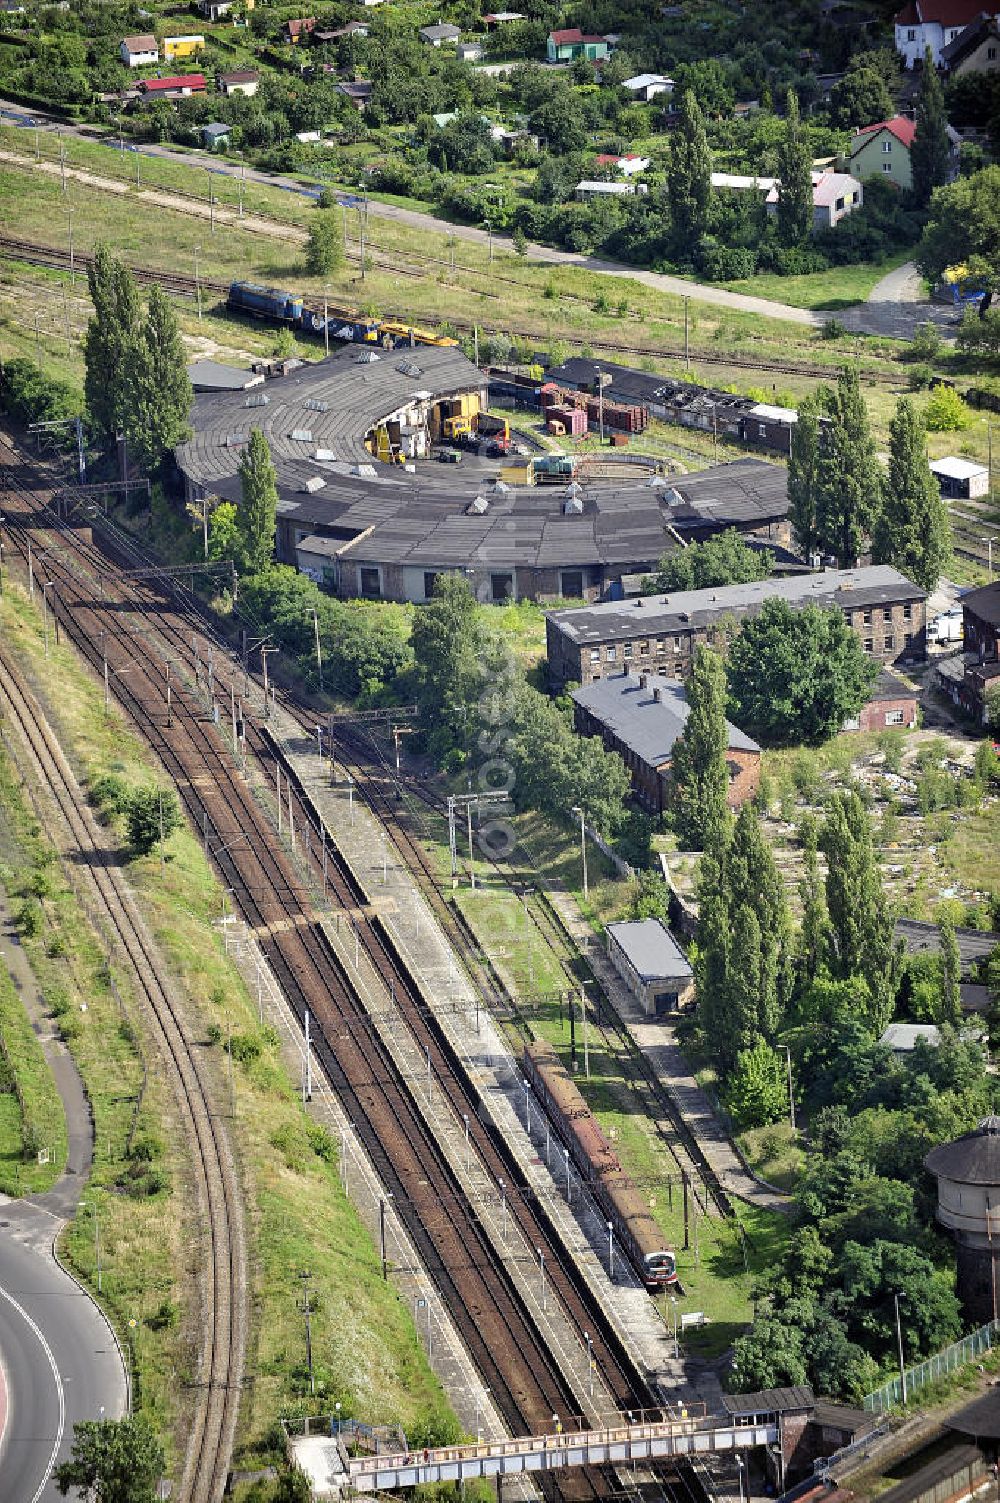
[258,709,688,1405]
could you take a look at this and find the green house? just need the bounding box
[546,27,609,62]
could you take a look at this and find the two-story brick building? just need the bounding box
[572,671,760,813]
[547,566,927,689]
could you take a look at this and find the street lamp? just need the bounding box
[670,1294,679,1359]
[537,1247,546,1309]
[783,1045,796,1132]
[607,1219,615,1279]
[570,805,588,900]
[736,1454,746,1503]
[894,1292,908,1406]
[981,535,998,582]
[194,243,203,321]
[80,1199,102,1293]
[485,218,493,265]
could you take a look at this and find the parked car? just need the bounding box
[436,449,462,464]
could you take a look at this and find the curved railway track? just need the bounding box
[0,621,246,1503]
[0,438,681,1501]
[0,230,903,382]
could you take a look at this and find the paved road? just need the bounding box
[0,904,127,1501]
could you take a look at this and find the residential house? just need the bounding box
[419,22,462,45]
[594,153,650,176]
[930,456,990,498]
[139,74,207,97]
[711,169,863,232]
[575,179,642,199]
[546,27,610,62]
[120,34,159,66]
[620,72,673,101]
[218,69,260,96]
[283,17,315,43]
[199,0,233,20]
[941,12,1000,72]
[849,116,931,188]
[546,566,928,690]
[315,20,369,40]
[163,34,205,60]
[336,80,372,110]
[456,40,485,61]
[842,669,919,731]
[201,121,231,149]
[605,918,695,1017]
[572,671,761,814]
[880,1022,942,1053]
[483,10,525,24]
[894,0,1000,67]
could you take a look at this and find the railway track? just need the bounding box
[0,229,902,382]
[0,624,246,1503]
[0,438,683,1502]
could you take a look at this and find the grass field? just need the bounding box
[721,252,913,312]
[0,573,458,1468]
[0,956,67,1194]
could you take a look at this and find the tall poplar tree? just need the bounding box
[237,428,279,575]
[124,286,193,472]
[669,645,731,851]
[84,244,142,443]
[872,397,950,591]
[821,790,895,1031]
[788,399,822,558]
[816,365,883,566]
[667,89,713,252]
[911,47,952,209]
[798,814,829,977]
[939,921,961,1025]
[775,90,813,247]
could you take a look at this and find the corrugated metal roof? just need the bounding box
[722,1387,814,1416]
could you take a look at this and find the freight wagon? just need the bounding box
[226,281,458,350]
[522,1039,677,1291]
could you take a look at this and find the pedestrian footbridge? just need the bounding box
[291,1415,779,1496]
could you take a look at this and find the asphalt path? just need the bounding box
[0,907,127,1501]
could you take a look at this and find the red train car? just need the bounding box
[522,1040,676,1292]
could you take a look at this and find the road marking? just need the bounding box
[0,1284,66,1502]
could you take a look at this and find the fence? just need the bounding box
[863,1320,998,1413]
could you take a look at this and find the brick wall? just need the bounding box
[858,695,918,732]
[964,605,1000,663]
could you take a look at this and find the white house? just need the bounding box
[575,179,644,199]
[893,0,1000,67]
[120,33,159,66]
[711,168,863,232]
[621,72,674,101]
[595,153,650,177]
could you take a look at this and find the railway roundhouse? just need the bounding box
[174,351,793,606]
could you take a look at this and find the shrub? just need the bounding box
[908,363,934,390]
[227,1031,264,1067]
[821,317,846,340]
[924,383,973,431]
[909,321,943,361]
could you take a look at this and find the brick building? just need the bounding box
[547,566,927,689]
[843,668,919,732]
[936,582,1000,726]
[571,672,760,813]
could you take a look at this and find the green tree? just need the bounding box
[304,209,346,276]
[788,399,823,560]
[126,786,182,857]
[668,646,732,851]
[124,285,193,472]
[726,599,879,747]
[829,68,893,129]
[775,89,813,247]
[207,499,242,562]
[237,429,279,575]
[727,804,792,1038]
[916,165,1000,305]
[873,397,950,591]
[667,89,713,251]
[939,920,961,1025]
[512,224,528,256]
[648,531,772,593]
[924,383,973,431]
[799,814,829,976]
[821,790,895,1027]
[411,573,482,739]
[911,47,953,209]
[726,1040,788,1129]
[816,366,883,566]
[54,1415,165,1501]
[84,243,142,443]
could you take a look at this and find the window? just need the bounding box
[882,140,892,153]
[590,648,600,662]
[561,569,583,597]
[904,631,914,646]
[490,573,513,602]
[843,715,861,731]
[885,709,904,726]
[758,423,767,438]
[989,45,998,59]
[883,606,892,622]
[882,162,893,173]
[423,571,438,599]
[360,567,381,599]
[903,603,912,622]
[863,608,873,625]
[836,196,844,211]
[673,635,682,650]
[864,638,874,654]
[607,645,617,661]
[907,26,915,38]
[885,634,895,651]
[623,644,633,658]
[639,641,649,656]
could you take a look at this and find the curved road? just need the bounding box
[0,908,127,1501]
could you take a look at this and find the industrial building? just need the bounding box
[174,352,795,605]
[546,566,927,688]
[571,672,760,813]
[605,919,694,1017]
[925,1117,1000,1323]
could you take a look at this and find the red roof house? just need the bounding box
[140,73,206,94]
[893,0,1000,66]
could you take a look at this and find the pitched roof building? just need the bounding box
[940,10,1000,71]
[894,0,1000,65]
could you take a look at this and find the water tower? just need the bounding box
[925,1117,1000,1324]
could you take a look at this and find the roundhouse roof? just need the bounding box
[924,1119,1000,1185]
